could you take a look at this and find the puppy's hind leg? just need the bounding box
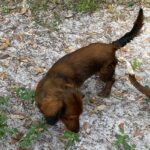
[98,60,117,97]
[98,78,115,97]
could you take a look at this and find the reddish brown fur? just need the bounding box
[36,9,144,132]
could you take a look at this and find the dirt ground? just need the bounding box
[0,3,150,150]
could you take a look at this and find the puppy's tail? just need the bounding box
[128,74,150,98]
[112,8,144,50]
[123,58,150,98]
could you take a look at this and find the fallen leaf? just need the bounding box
[120,46,130,52]
[83,122,91,134]
[18,56,32,62]
[0,38,10,50]
[89,97,97,103]
[10,114,25,120]
[113,91,124,98]
[94,104,106,112]
[0,72,8,80]
[145,37,150,42]
[0,54,10,59]
[21,7,27,14]
[133,129,144,137]
[33,67,45,74]
[135,75,144,81]
[28,40,38,48]
[11,132,24,144]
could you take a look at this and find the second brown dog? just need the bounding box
[36,8,144,132]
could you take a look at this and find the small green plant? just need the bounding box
[0,112,8,139]
[131,58,142,70]
[114,123,135,150]
[0,111,18,139]
[27,0,49,12]
[74,0,98,13]
[63,130,79,147]
[127,1,136,7]
[0,0,10,14]
[16,87,35,102]
[0,96,9,105]
[19,121,47,149]
[50,13,61,30]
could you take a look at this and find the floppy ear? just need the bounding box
[40,97,64,125]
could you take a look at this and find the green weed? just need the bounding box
[74,0,98,13]
[63,130,79,147]
[127,1,136,7]
[50,13,61,30]
[0,96,9,105]
[19,121,47,149]
[114,123,135,150]
[0,0,10,13]
[27,0,49,12]
[0,112,8,139]
[16,87,35,103]
[131,58,142,70]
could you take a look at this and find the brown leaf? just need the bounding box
[0,54,10,59]
[89,97,97,104]
[18,56,32,62]
[11,132,24,144]
[133,129,144,137]
[21,7,27,14]
[33,67,45,74]
[14,34,25,42]
[10,114,25,120]
[0,38,10,50]
[145,37,150,42]
[113,91,124,98]
[0,72,8,80]
[135,75,144,81]
[83,122,91,134]
[120,46,130,52]
[28,40,38,48]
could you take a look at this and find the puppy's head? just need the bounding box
[38,89,83,132]
[38,95,64,125]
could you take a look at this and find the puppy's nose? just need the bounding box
[45,116,58,125]
[71,128,79,133]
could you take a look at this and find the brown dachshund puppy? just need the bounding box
[36,8,144,132]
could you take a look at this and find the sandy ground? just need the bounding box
[0,4,150,150]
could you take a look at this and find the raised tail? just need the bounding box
[112,8,144,50]
[128,74,150,98]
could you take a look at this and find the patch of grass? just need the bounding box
[0,112,8,139]
[127,0,136,7]
[64,0,72,10]
[74,0,98,13]
[63,131,79,147]
[131,58,142,70]
[0,111,18,139]
[0,96,9,105]
[19,121,47,149]
[27,0,49,12]
[114,123,135,150]
[16,87,35,103]
[0,0,11,14]
[50,13,61,30]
